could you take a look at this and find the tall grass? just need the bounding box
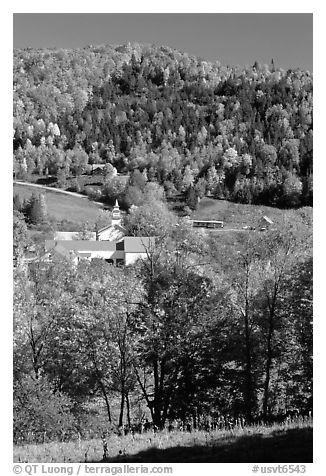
[14,417,312,463]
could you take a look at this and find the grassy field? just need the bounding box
[13,419,312,463]
[14,184,312,231]
[185,197,311,262]
[13,183,104,226]
[191,197,312,229]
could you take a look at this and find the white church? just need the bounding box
[45,200,154,266]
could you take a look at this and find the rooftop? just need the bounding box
[45,240,116,252]
[123,237,155,253]
[97,223,126,234]
[45,236,155,254]
[262,216,274,224]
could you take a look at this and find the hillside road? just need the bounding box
[13,180,105,207]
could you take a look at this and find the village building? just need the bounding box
[54,200,126,242]
[259,215,274,231]
[44,200,154,266]
[45,236,154,266]
[96,200,126,241]
[191,219,224,229]
[96,224,126,241]
[89,163,106,174]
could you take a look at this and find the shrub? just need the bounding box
[67,178,83,194]
[14,375,76,444]
[85,187,103,201]
[24,193,48,224]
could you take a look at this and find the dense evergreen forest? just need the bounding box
[13,42,312,207]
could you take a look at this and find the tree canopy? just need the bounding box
[14,213,312,440]
[13,43,312,208]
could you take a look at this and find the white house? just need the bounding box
[123,237,154,265]
[43,199,156,266]
[45,236,154,266]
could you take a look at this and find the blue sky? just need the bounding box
[13,13,313,71]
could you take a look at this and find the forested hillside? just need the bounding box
[13,42,313,207]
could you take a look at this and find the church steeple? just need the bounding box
[112,199,122,225]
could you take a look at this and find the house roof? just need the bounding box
[48,242,77,260]
[45,236,155,257]
[97,223,126,234]
[262,216,274,225]
[192,219,224,224]
[98,227,126,242]
[45,240,117,253]
[123,237,155,253]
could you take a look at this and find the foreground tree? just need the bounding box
[124,200,176,237]
[13,210,29,267]
[132,245,212,429]
[24,193,48,225]
[256,220,311,417]
[281,257,313,413]
[227,240,262,421]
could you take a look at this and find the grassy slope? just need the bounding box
[13,183,104,226]
[14,184,312,230]
[13,420,313,463]
[191,197,311,229]
[189,197,312,258]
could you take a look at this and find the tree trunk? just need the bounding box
[99,379,112,423]
[262,293,277,419]
[153,408,163,430]
[244,309,254,422]
[240,263,255,423]
[126,392,131,428]
[192,410,197,430]
[91,349,112,423]
[30,328,42,380]
[263,315,274,418]
[153,359,163,429]
[133,364,155,423]
[118,391,125,427]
